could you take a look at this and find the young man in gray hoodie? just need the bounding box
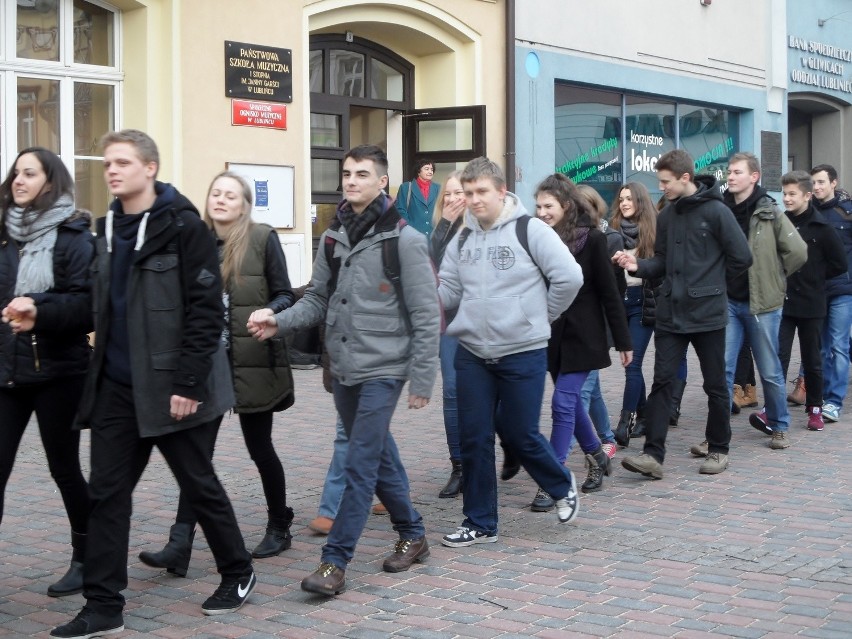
[437,157,584,547]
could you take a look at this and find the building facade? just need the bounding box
[3,1,849,282]
[0,0,506,284]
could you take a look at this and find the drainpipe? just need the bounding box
[506,0,516,191]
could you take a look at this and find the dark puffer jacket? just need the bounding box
[0,211,94,387]
[226,224,295,413]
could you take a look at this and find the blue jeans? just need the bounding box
[551,371,600,463]
[822,294,852,409]
[317,415,347,519]
[580,370,614,445]
[323,379,424,568]
[724,300,789,432]
[623,286,654,411]
[456,346,572,535]
[440,333,460,460]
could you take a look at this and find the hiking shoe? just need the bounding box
[699,452,729,474]
[530,487,555,512]
[807,405,824,431]
[770,431,790,449]
[601,442,617,459]
[441,526,497,547]
[749,409,773,436]
[822,403,840,423]
[690,440,709,457]
[301,562,345,595]
[621,453,663,479]
[201,570,256,615]
[787,376,806,405]
[50,607,123,638]
[555,470,580,523]
[382,536,430,573]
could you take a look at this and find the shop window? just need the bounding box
[625,96,675,199]
[554,84,621,204]
[554,83,741,204]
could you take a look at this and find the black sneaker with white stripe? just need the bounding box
[201,569,256,615]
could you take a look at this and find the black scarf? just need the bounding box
[338,195,385,247]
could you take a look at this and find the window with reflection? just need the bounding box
[625,96,675,198]
[4,0,121,216]
[555,85,622,204]
[329,50,364,97]
[679,105,738,180]
[554,83,741,204]
[16,0,60,62]
[73,0,115,66]
[310,113,341,148]
[370,59,403,101]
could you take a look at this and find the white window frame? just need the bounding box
[0,0,122,183]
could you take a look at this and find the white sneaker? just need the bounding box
[822,403,840,423]
[555,470,580,524]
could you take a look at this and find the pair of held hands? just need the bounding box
[246,308,429,409]
[1,296,199,421]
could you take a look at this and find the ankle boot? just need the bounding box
[438,458,463,498]
[581,447,611,493]
[614,410,635,447]
[669,379,686,427]
[138,523,195,577]
[47,531,85,597]
[252,508,294,558]
[631,407,647,438]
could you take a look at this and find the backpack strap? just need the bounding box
[458,216,548,287]
[324,219,343,296]
[384,219,412,333]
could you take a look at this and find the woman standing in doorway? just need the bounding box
[138,171,296,574]
[0,148,94,597]
[396,159,440,237]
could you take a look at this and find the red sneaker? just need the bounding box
[806,405,824,431]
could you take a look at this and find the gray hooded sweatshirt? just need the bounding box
[438,192,583,360]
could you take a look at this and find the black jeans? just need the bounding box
[643,328,730,463]
[779,315,824,407]
[173,411,291,525]
[0,374,89,531]
[84,378,251,615]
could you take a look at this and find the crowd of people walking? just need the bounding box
[1,128,850,638]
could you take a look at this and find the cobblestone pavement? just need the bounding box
[1,348,851,638]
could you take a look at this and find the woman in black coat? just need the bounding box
[533,174,632,509]
[0,148,94,597]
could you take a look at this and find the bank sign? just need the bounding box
[788,35,852,97]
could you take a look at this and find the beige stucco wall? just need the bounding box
[115,0,504,282]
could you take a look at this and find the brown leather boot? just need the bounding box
[787,376,806,405]
[741,383,759,408]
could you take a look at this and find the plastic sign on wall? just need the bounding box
[231,99,287,130]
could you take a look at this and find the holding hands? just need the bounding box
[1,296,37,333]
[247,307,279,341]
[611,250,638,273]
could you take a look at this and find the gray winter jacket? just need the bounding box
[438,193,583,360]
[275,196,440,398]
